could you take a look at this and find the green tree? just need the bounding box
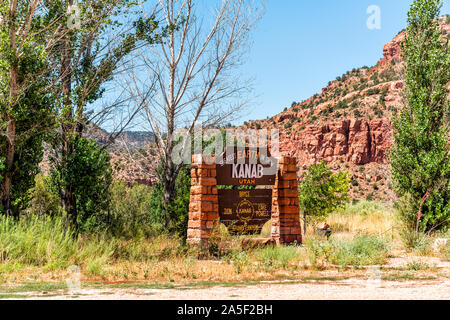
[0,1,56,217]
[298,161,350,235]
[43,0,160,229]
[50,137,112,232]
[29,175,61,217]
[391,0,449,233]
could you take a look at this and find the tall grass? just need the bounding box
[306,236,389,268]
[325,201,396,236]
[0,215,189,276]
[253,246,303,270]
[0,216,114,271]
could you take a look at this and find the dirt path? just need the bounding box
[18,279,449,300]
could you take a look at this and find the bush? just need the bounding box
[50,137,112,232]
[367,88,380,95]
[374,107,383,118]
[400,229,433,255]
[366,192,374,201]
[150,164,191,239]
[230,251,250,274]
[299,161,350,222]
[254,246,302,271]
[306,240,334,269]
[439,241,450,261]
[108,182,160,239]
[29,174,61,216]
[284,121,292,129]
[406,260,432,271]
[307,236,389,268]
[330,236,389,267]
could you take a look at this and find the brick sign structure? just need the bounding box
[187,151,302,247]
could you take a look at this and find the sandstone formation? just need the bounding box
[280,119,392,168]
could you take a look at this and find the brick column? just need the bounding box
[271,156,302,245]
[186,155,219,247]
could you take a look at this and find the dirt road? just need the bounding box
[21,279,449,300]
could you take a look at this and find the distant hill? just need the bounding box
[83,124,159,186]
[85,123,156,152]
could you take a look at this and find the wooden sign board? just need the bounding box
[219,189,272,235]
[216,148,276,186]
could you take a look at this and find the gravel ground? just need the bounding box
[21,279,449,300]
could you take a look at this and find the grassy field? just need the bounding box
[0,201,448,293]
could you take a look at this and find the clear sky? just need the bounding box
[240,0,449,123]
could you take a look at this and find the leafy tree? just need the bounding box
[43,0,160,229]
[391,0,449,233]
[50,137,112,231]
[298,161,350,235]
[0,1,56,216]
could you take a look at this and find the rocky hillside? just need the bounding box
[40,124,160,186]
[84,124,159,186]
[244,18,449,202]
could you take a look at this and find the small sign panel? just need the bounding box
[219,189,272,234]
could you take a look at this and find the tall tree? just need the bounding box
[43,0,159,228]
[0,0,58,217]
[128,0,264,231]
[391,0,449,233]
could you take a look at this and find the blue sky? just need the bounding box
[240,0,449,123]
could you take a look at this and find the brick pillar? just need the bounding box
[271,156,302,245]
[186,155,219,247]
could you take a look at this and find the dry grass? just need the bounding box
[326,201,396,235]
